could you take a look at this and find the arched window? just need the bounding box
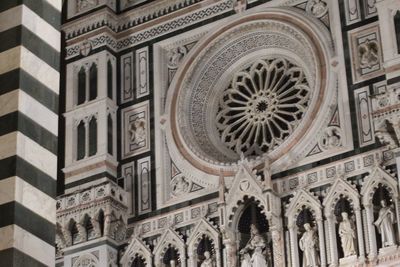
[89,63,97,101]
[85,217,95,241]
[77,67,86,105]
[98,209,105,236]
[395,11,400,54]
[131,257,146,267]
[77,121,86,160]
[89,117,97,156]
[107,114,113,155]
[107,60,113,100]
[70,220,79,245]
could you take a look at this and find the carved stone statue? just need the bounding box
[240,224,268,267]
[374,200,396,247]
[299,223,319,267]
[170,259,176,267]
[240,252,251,267]
[338,212,356,257]
[200,251,215,267]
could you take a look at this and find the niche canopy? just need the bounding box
[166,8,334,174]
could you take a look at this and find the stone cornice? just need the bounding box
[63,0,208,40]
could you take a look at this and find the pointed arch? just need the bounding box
[323,178,360,217]
[120,237,152,267]
[154,228,186,267]
[89,116,97,156]
[89,63,97,100]
[77,120,86,160]
[77,66,86,105]
[187,218,221,267]
[361,165,398,206]
[285,189,322,227]
[225,163,278,227]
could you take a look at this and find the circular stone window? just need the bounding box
[216,58,311,156]
[165,8,335,174]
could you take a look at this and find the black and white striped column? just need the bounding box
[0,0,61,266]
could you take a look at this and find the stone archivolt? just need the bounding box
[165,7,337,176]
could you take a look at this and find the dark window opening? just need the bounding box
[89,117,97,156]
[77,121,85,160]
[395,11,400,54]
[107,60,113,100]
[77,67,86,105]
[89,63,97,101]
[108,114,113,155]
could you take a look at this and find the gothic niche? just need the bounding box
[334,197,357,259]
[131,256,146,267]
[296,208,320,267]
[216,58,311,157]
[196,236,215,267]
[163,246,181,267]
[237,201,270,267]
[372,185,397,250]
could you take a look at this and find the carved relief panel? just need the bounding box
[121,101,150,159]
[349,23,384,83]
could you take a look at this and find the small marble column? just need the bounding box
[394,199,400,243]
[317,219,327,267]
[271,226,285,267]
[327,215,338,266]
[365,205,377,260]
[289,225,299,267]
[355,207,365,261]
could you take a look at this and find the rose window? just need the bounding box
[216,58,311,156]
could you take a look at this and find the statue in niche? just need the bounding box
[171,175,190,196]
[299,223,319,267]
[129,119,146,144]
[358,41,379,69]
[200,251,215,267]
[239,224,268,267]
[338,212,356,257]
[170,259,177,267]
[374,199,396,247]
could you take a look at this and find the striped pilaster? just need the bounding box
[0,0,61,266]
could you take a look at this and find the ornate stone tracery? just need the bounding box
[216,58,311,156]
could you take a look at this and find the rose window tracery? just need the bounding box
[216,58,311,156]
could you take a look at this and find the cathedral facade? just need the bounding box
[3,0,400,266]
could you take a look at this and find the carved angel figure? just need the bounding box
[299,223,319,267]
[338,212,356,257]
[374,200,396,247]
